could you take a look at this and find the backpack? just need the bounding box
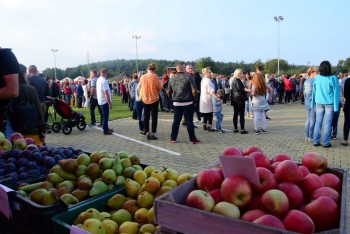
[51,82,60,98]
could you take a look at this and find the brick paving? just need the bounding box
[45,101,350,229]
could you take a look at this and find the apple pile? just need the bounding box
[186,146,342,233]
[0,132,84,181]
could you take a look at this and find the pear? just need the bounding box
[57,187,70,197]
[71,189,89,202]
[82,218,105,234]
[112,157,123,176]
[99,158,114,170]
[119,221,139,234]
[107,184,115,190]
[73,211,87,225]
[60,193,79,205]
[177,173,193,185]
[57,180,75,193]
[134,208,149,224]
[117,151,129,159]
[138,191,154,209]
[59,158,78,173]
[78,177,93,190]
[128,154,140,165]
[140,223,156,234]
[124,179,141,198]
[147,207,155,224]
[29,188,48,205]
[137,184,147,196]
[77,153,91,166]
[150,170,165,183]
[90,151,102,163]
[143,166,155,177]
[46,173,64,186]
[132,165,143,171]
[50,165,76,180]
[102,219,118,234]
[144,177,161,194]
[81,208,103,221]
[89,181,108,197]
[107,193,126,210]
[115,176,125,187]
[39,181,54,190]
[42,191,57,206]
[111,209,132,225]
[162,179,177,188]
[100,212,112,220]
[120,158,132,169]
[75,165,87,177]
[87,163,101,180]
[102,169,117,184]
[122,199,140,216]
[163,168,179,181]
[134,170,147,186]
[123,166,137,179]
[155,186,172,198]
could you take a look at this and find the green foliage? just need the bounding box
[264,59,289,74]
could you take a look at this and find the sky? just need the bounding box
[1,0,349,72]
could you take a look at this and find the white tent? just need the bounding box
[60,77,72,83]
[74,76,86,83]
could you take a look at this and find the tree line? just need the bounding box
[42,57,350,80]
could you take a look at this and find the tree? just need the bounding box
[264,59,289,74]
[195,57,216,73]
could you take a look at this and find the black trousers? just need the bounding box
[232,99,245,130]
[143,101,159,133]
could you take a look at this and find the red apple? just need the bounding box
[274,160,303,184]
[220,176,252,208]
[310,187,340,204]
[9,132,24,144]
[213,201,240,219]
[300,173,324,198]
[220,146,243,157]
[271,153,291,163]
[211,166,224,179]
[299,165,310,177]
[283,210,315,234]
[301,152,328,175]
[253,214,285,230]
[196,168,223,192]
[260,189,289,217]
[241,209,266,222]
[269,161,280,173]
[319,173,341,192]
[253,167,277,194]
[243,146,262,156]
[245,195,262,210]
[277,182,303,209]
[186,190,215,211]
[208,189,222,204]
[304,196,340,231]
[247,152,271,168]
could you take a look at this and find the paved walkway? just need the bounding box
[45,101,350,229]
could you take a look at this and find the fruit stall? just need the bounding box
[0,132,348,234]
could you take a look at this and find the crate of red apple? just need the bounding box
[154,146,347,234]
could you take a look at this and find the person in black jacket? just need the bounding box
[341,77,350,146]
[231,69,249,134]
[168,63,200,144]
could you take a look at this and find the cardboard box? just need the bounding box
[154,167,347,234]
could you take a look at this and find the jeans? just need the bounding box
[100,103,110,133]
[344,111,350,141]
[171,104,196,141]
[143,101,159,133]
[135,101,144,131]
[314,104,334,145]
[254,111,266,130]
[90,98,102,125]
[64,94,71,104]
[305,108,316,139]
[331,110,340,137]
[214,111,222,130]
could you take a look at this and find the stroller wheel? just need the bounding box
[77,121,87,130]
[62,126,72,135]
[52,123,61,133]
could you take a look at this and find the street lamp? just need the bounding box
[132,35,141,73]
[51,49,58,80]
[274,16,283,76]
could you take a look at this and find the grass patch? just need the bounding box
[47,96,132,125]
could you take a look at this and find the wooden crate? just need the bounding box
[154,167,347,234]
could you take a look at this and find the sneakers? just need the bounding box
[89,123,96,127]
[217,129,225,133]
[314,142,321,147]
[170,139,176,143]
[190,139,201,144]
[341,141,348,146]
[140,131,146,135]
[104,129,114,135]
[331,136,337,140]
[203,125,207,131]
[260,129,267,134]
[147,133,158,140]
[233,129,239,133]
[254,130,261,135]
[323,143,332,148]
[240,130,248,134]
[207,126,216,132]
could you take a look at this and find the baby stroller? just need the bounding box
[46,97,87,135]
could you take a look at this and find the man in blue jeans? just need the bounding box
[96,68,113,135]
[168,63,200,144]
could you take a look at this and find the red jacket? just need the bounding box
[284,78,293,91]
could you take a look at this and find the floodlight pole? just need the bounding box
[274,16,283,76]
[132,35,141,73]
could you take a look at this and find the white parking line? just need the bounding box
[94,127,181,156]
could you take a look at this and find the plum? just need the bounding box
[43,156,56,168]
[53,154,63,162]
[0,169,6,176]
[17,158,30,167]
[18,172,29,180]
[18,150,33,160]
[26,161,38,171]
[33,152,43,162]
[17,166,27,174]
[7,158,16,164]
[28,169,40,178]
[6,163,16,172]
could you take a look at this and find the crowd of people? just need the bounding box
[1,47,349,147]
